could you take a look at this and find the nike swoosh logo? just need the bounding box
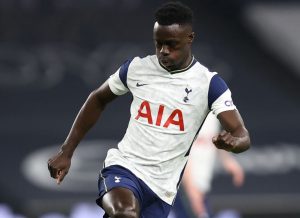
[136,82,148,87]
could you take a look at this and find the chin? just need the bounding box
[163,64,175,71]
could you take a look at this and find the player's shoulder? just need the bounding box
[189,59,220,87]
[127,55,158,71]
[193,60,217,78]
[130,55,156,65]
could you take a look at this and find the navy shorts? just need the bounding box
[96,165,171,218]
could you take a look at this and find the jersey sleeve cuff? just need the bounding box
[108,73,129,95]
[210,89,236,116]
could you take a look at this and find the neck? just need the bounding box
[180,53,193,70]
[168,54,193,72]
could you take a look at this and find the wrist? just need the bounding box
[60,144,75,158]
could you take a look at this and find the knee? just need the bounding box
[110,205,139,218]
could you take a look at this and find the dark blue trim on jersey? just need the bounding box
[208,74,228,110]
[176,162,187,191]
[119,59,132,88]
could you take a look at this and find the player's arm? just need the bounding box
[182,161,207,216]
[213,109,250,153]
[47,80,117,184]
[218,150,244,186]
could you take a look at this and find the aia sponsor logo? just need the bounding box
[135,100,184,131]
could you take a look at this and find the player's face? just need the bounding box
[153,22,194,71]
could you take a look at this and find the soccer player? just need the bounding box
[47,1,251,218]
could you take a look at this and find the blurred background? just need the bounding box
[1,0,300,217]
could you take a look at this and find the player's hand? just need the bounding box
[212,130,238,152]
[47,150,71,184]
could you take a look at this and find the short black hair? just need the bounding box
[155,1,193,26]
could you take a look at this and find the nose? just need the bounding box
[160,45,169,55]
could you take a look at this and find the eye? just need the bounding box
[166,41,179,49]
[155,41,162,48]
[167,42,175,47]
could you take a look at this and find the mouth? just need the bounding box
[159,58,172,67]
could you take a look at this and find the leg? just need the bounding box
[101,187,140,218]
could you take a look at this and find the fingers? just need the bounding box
[47,158,57,178]
[212,130,227,142]
[219,131,233,144]
[57,170,68,184]
[213,131,237,151]
[47,158,68,184]
[212,136,218,143]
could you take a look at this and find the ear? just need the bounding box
[188,32,195,43]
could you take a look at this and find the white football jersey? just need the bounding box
[104,55,236,204]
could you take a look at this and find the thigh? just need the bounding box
[96,166,143,206]
[96,165,143,216]
[102,187,140,216]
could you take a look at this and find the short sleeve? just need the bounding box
[208,74,236,115]
[211,89,236,115]
[108,60,131,95]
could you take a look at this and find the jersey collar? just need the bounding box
[159,56,197,74]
